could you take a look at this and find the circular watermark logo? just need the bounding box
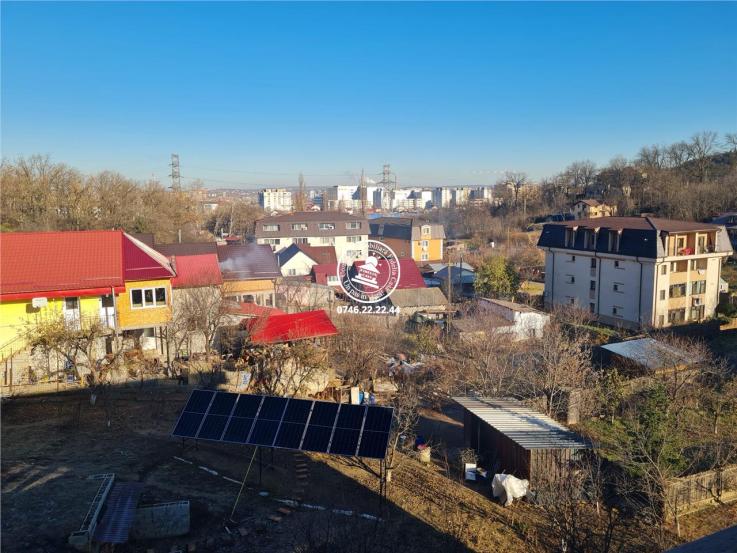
[337,239,401,304]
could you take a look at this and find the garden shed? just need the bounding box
[453,397,590,486]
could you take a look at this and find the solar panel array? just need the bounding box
[172,390,393,459]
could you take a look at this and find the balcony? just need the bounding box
[590,267,597,277]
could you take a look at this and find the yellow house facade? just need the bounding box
[369,217,446,263]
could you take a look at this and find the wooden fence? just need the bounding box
[666,464,737,518]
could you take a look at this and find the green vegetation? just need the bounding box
[473,255,520,299]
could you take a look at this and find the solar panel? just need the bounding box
[172,391,394,459]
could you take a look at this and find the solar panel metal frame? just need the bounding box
[172,390,393,459]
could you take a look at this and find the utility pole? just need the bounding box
[169,154,181,190]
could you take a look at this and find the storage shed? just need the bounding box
[453,397,590,486]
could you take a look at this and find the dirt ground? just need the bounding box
[2,387,735,552]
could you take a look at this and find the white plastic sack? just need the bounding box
[491,474,529,506]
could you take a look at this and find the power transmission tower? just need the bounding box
[380,163,397,191]
[295,172,306,211]
[169,154,181,190]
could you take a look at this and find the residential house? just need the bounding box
[276,243,337,277]
[433,264,476,300]
[369,217,445,262]
[217,243,281,307]
[0,230,175,384]
[255,211,369,261]
[168,253,224,355]
[385,287,448,317]
[537,216,734,329]
[711,212,737,255]
[571,199,617,220]
[312,257,426,291]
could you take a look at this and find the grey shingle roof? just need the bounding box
[217,244,281,280]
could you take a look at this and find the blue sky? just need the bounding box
[2,1,736,188]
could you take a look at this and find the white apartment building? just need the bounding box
[433,187,453,208]
[254,211,369,260]
[452,187,471,207]
[538,216,733,329]
[259,188,293,212]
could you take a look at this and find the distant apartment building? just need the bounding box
[433,187,453,208]
[538,216,733,329]
[255,211,369,260]
[452,187,472,207]
[571,199,617,220]
[469,186,494,205]
[369,217,445,262]
[259,188,293,212]
[323,185,363,211]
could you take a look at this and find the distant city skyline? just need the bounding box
[2,2,736,189]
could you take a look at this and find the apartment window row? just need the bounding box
[669,280,707,298]
[346,235,362,243]
[263,238,281,246]
[131,287,167,309]
[262,221,362,232]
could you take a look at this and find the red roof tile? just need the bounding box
[0,230,125,297]
[170,254,223,288]
[244,310,338,345]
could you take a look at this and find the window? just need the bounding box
[264,238,281,246]
[670,260,687,273]
[327,275,339,284]
[293,237,309,244]
[291,223,308,231]
[318,223,335,230]
[590,258,597,269]
[567,297,575,306]
[612,306,623,318]
[263,224,279,232]
[691,280,706,294]
[346,222,361,230]
[422,225,431,235]
[421,240,429,247]
[691,258,707,271]
[287,268,297,276]
[566,275,575,284]
[589,302,596,314]
[585,230,597,250]
[130,286,167,309]
[614,260,622,269]
[690,305,705,321]
[346,250,362,258]
[421,252,429,261]
[660,290,666,301]
[565,228,576,248]
[568,255,576,263]
[668,308,686,323]
[590,280,596,291]
[661,264,667,275]
[669,283,687,298]
[346,235,361,243]
[608,231,621,252]
[319,237,335,245]
[613,282,624,293]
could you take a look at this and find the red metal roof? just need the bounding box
[123,234,175,281]
[170,254,223,288]
[0,230,125,298]
[244,310,338,344]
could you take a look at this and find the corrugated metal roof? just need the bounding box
[388,287,447,308]
[452,397,590,450]
[599,337,695,370]
[0,230,125,296]
[123,233,176,281]
[244,309,338,344]
[92,482,143,544]
[170,254,223,288]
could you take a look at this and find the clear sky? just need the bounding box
[2,1,736,188]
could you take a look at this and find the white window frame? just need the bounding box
[130,286,167,309]
[291,223,308,231]
[346,235,361,243]
[263,224,279,232]
[318,223,335,230]
[421,225,431,235]
[565,274,575,284]
[421,252,429,261]
[346,222,361,230]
